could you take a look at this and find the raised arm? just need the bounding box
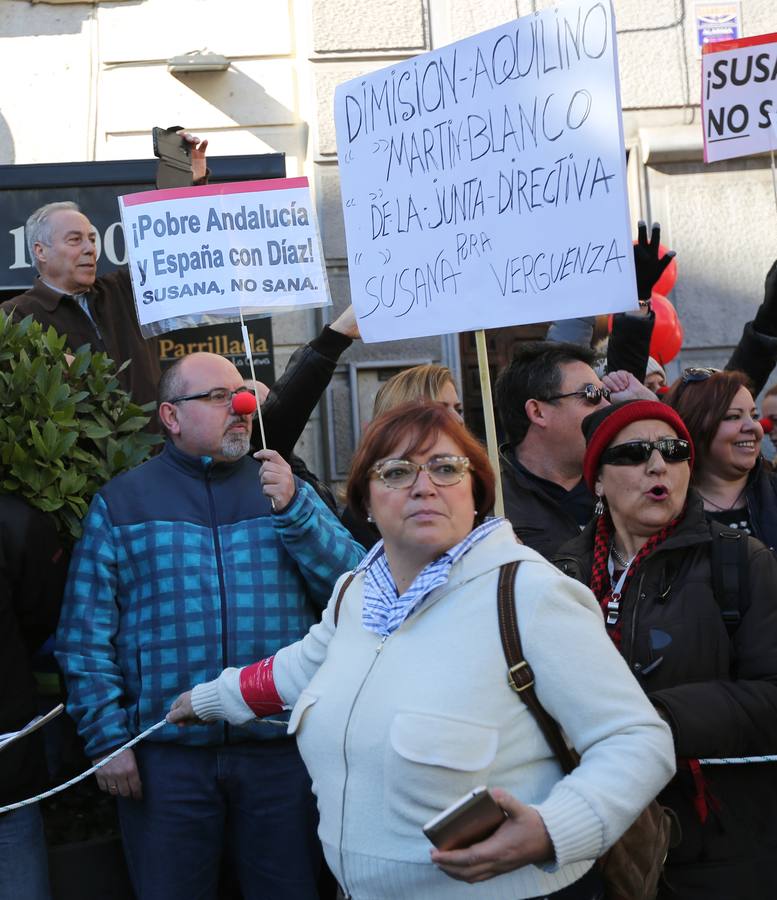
[726,259,777,396]
[607,222,675,380]
[259,306,358,459]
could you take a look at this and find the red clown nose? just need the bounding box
[760,417,774,435]
[231,391,257,416]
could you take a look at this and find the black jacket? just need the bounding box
[256,324,352,461]
[554,495,777,899]
[743,460,777,551]
[727,321,777,397]
[607,309,654,381]
[499,446,589,559]
[0,496,68,805]
[2,271,161,410]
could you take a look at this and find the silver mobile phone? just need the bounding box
[422,786,506,851]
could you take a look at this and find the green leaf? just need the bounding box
[0,310,155,546]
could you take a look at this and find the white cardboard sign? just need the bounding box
[334,0,636,343]
[119,178,330,332]
[702,32,777,163]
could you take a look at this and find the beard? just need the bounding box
[221,427,251,460]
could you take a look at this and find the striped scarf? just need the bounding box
[589,512,682,649]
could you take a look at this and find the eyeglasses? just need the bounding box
[600,438,691,466]
[369,455,471,490]
[170,386,252,406]
[543,384,611,405]
[681,367,720,384]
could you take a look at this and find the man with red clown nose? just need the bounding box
[55,351,364,900]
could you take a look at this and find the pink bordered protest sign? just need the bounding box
[119,177,330,338]
[702,32,777,163]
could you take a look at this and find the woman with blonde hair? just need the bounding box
[373,364,463,421]
[344,365,464,547]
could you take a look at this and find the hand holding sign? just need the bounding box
[255,449,296,511]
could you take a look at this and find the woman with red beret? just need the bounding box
[554,400,777,900]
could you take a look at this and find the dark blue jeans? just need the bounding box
[0,804,51,900]
[117,739,321,900]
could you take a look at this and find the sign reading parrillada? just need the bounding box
[119,177,331,334]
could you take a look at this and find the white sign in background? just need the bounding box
[334,0,637,343]
[701,33,777,163]
[119,178,330,335]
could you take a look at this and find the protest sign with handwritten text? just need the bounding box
[119,178,330,335]
[702,32,777,163]
[334,0,636,343]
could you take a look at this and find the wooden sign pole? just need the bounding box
[475,329,505,519]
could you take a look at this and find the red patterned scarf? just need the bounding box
[589,512,682,649]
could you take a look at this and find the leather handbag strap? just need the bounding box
[333,572,357,627]
[497,561,578,775]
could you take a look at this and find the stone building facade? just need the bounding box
[2,0,775,480]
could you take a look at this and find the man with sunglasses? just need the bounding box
[55,352,364,900]
[495,341,654,559]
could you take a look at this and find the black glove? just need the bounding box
[753,259,777,337]
[633,221,676,301]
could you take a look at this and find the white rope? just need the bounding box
[699,755,777,765]
[0,715,291,815]
[0,719,168,815]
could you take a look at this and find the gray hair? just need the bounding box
[156,357,190,436]
[26,201,81,270]
[157,356,190,406]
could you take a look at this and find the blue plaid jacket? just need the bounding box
[55,442,364,757]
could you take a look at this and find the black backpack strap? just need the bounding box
[333,572,357,627]
[710,527,749,634]
[497,561,578,775]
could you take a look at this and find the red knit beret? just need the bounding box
[582,400,694,490]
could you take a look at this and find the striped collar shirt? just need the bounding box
[357,517,504,637]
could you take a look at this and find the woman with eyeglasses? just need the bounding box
[554,400,777,900]
[342,363,466,549]
[168,402,674,900]
[664,368,777,550]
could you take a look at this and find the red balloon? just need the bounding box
[606,293,683,364]
[231,391,257,415]
[648,292,683,364]
[654,244,677,296]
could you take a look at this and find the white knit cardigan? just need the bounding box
[193,522,675,900]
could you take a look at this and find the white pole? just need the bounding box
[239,308,268,451]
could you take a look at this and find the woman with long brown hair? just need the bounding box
[665,368,777,549]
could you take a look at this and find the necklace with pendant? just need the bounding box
[696,483,747,512]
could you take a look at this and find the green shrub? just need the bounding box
[0,311,162,544]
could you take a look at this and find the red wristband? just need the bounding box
[239,656,284,716]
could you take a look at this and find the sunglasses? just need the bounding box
[600,438,691,466]
[681,367,720,384]
[369,455,471,490]
[543,384,611,405]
